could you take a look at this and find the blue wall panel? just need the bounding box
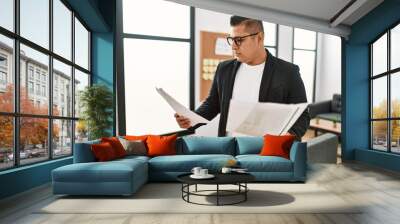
[343,0,400,171]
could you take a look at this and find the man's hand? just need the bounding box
[174,113,192,129]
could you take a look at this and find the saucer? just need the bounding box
[190,174,215,179]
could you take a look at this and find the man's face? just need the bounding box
[230,24,263,63]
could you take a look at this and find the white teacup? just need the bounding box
[191,167,202,176]
[221,167,232,174]
[199,169,208,176]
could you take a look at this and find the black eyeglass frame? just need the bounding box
[226,32,260,46]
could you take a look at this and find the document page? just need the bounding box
[156,87,209,125]
[226,100,308,136]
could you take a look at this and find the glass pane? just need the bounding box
[124,38,189,134]
[391,72,400,118]
[20,117,49,165]
[372,76,387,119]
[74,69,89,118]
[53,59,72,117]
[74,18,89,70]
[263,22,276,46]
[75,120,88,143]
[391,24,400,70]
[293,50,315,103]
[0,34,14,112]
[372,33,387,76]
[0,116,13,170]
[20,44,49,115]
[53,119,72,157]
[0,0,14,31]
[294,28,316,50]
[372,121,388,151]
[123,0,190,38]
[267,47,276,57]
[20,0,49,49]
[391,120,400,153]
[53,0,72,60]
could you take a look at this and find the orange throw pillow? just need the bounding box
[146,134,177,157]
[124,135,149,141]
[91,142,118,161]
[259,134,296,159]
[101,137,127,158]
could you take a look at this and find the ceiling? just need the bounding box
[167,0,384,38]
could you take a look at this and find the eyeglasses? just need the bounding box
[226,32,259,46]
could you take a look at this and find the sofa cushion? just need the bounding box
[260,134,295,159]
[148,154,235,172]
[91,142,118,161]
[316,113,341,122]
[119,138,147,156]
[101,137,127,158]
[177,136,236,155]
[235,136,263,155]
[52,158,148,183]
[147,134,177,157]
[236,155,293,172]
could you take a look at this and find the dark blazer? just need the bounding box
[193,49,310,140]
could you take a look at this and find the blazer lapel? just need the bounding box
[259,49,276,102]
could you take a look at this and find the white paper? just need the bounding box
[215,37,232,56]
[156,87,209,125]
[226,100,308,136]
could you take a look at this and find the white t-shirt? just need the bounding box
[228,61,265,136]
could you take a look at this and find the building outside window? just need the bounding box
[0,0,91,170]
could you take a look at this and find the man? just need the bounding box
[175,16,310,140]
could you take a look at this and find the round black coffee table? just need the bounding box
[177,173,255,206]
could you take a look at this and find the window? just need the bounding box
[74,18,89,70]
[121,0,192,135]
[53,59,72,117]
[0,0,91,170]
[293,28,317,103]
[0,55,7,67]
[370,23,400,153]
[0,0,14,32]
[0,34,14,113]
[28,81,34,94]
[20,0,49,49]
[28,67,34,80]
[53,0,72,60]
[263,22,277,56]
[0,71,6,85]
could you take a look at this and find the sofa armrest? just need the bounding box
[73,140,100,163]
[289,141,307,181]
[307,133,338,163]
[308,100,331,118]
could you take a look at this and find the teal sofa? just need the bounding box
[52,136,307,196]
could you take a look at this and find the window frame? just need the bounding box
[115,0,195,136]
[0,0,92,171]
[291,27,318,103]
[369,19,400,154]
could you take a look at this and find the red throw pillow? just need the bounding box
[101,137,127,158]
[146,134,177,157]
[91,142,118,161]
[259,134,296,159]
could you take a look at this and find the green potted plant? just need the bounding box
[79,84,113,140]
